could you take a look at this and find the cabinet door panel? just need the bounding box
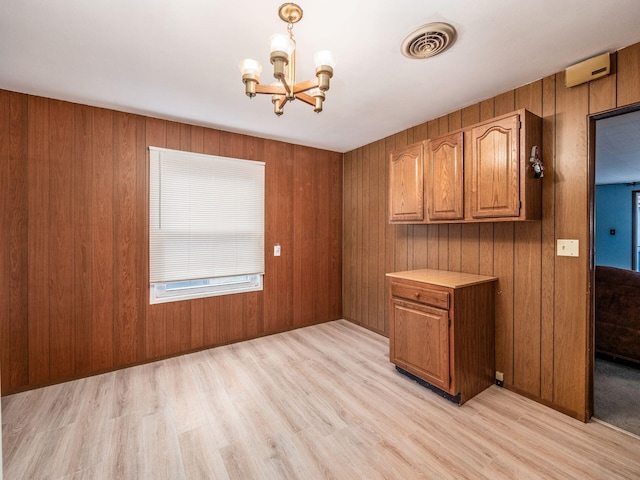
[427,132,464,220]
[471,114,520,218]
[391,299,450,391]
[389,143,424,222]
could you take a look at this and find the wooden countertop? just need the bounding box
[386,269,497,288]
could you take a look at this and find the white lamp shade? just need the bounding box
[314,50,336,68]
[269,34,294,55]
[239,59,263,76]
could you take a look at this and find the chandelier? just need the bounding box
[238,3,336,115]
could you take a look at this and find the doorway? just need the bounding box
[591,105,640,436]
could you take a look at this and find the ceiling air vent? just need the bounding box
[401,22,457,59]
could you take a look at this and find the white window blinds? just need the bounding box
[149,147,265,284]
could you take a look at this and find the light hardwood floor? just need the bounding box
[3,319,640,479]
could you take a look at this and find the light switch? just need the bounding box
[557,239,579,257]
[274,244,281,256]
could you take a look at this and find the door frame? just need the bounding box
[588,102,640,419]
[632,190,640,271]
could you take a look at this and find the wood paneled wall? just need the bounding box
[0,91,342,395]
[343,42,640,420]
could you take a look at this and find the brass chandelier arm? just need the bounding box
[254,77,317,98]
[294,92,315,107]
[292,78,319,94]
[276,95,289,109]
[280,76,293,96]
[255,84,287,95]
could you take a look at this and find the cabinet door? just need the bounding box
[389,143,424,222]
[426,132,464,220]
[390,299,450,392]
[471,113,520,218]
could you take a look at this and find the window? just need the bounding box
[149,147,265,304]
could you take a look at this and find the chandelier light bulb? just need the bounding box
[269,34,294,80]
[239,59,263,97]
[238,59,263,77]
[313,50,336,69]
[269,34,295,56]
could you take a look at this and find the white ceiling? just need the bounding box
[1,0,640,154]
[596,109,640,185]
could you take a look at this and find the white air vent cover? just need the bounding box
[401,22,457,59]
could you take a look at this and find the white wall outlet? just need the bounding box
[557,239,579,257]
[274,244,281,256]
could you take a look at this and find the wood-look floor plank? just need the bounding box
[178,425,230,479]
[3,320,640,479]
[142,410,187,480]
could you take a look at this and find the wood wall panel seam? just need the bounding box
[49,100,77,379]
[8,93,29,389]
[616,43,640,107]
[540,74,557,403]
[552,71,589,417]
[91,108,115,371]
[73,104,93,377]
[0,90,11,391]
[27,95,51,385]
[512,82,543,396]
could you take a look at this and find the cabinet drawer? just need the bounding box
[391,282,449,309]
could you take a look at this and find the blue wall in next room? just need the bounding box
[595,183,639,269]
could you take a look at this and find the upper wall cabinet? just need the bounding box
[426,131,464,221]
[389,142,424,222]
[388,109,542,224]
[470,114,519,218]
[470,110,541,220]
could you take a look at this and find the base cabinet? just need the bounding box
[392,298,450,391]
[388,269,497,405]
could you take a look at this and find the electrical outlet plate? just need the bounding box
[557,239,579,257]
[274,244,281,256]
